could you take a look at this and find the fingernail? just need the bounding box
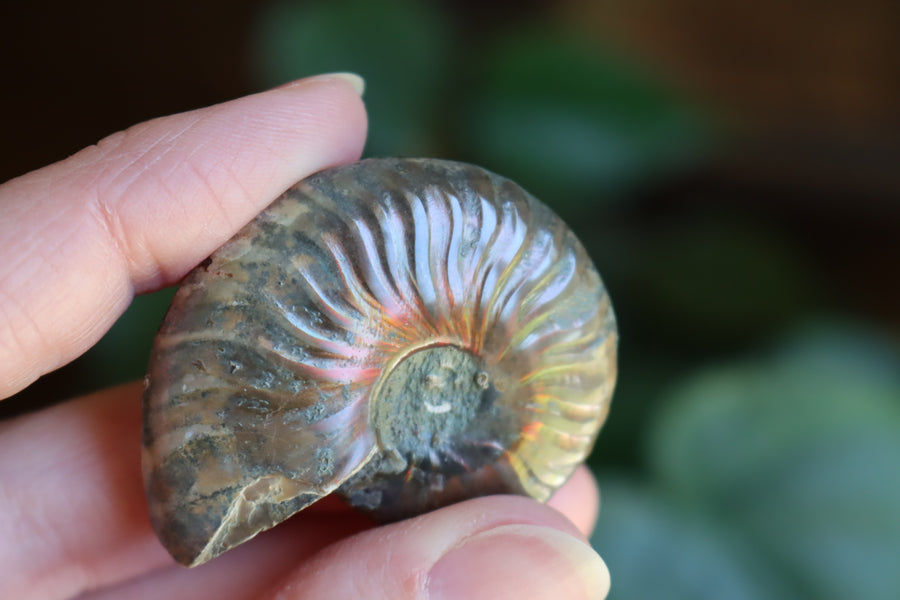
[427,524,609,600]
[277,72,365,96]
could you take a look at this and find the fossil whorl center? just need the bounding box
[342,343,514,522]
[142,158,618,567]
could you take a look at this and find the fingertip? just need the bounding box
[265,72,368,170]
[548,465,601,538]
[277,72,366,97]
[113,71,369,291]
[0,72,369,397]
[265,495,605,600]
[427,524,609,600]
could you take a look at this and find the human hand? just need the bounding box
[0,73,610,600]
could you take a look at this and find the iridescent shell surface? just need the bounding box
[142,158,618,566]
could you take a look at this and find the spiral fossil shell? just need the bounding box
[142,158,617,566]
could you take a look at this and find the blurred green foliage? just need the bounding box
[456,30,707,211]
[11,1,897,597]
[593,325,900,599]
[253,0,707,216]
[602,214,824,346]
[255,0,451,156]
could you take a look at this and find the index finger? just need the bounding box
[0,74,368,399]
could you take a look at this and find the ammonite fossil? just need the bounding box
[142,158,618,567]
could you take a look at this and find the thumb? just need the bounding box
[267,496,610,600]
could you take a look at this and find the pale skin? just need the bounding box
[0,74,610,600]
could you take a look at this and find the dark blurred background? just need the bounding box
[2,1,899,598]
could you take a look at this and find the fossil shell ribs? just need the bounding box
[142,158,617,566]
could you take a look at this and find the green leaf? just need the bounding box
[455,30,708,213]
[591,478,793,600]
[626,216,822,346]
[647,324,900,599]
[253,0,451,156]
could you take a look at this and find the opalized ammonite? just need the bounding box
[142,158,618,566]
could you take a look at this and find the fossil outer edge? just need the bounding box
[142,158,618,566]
